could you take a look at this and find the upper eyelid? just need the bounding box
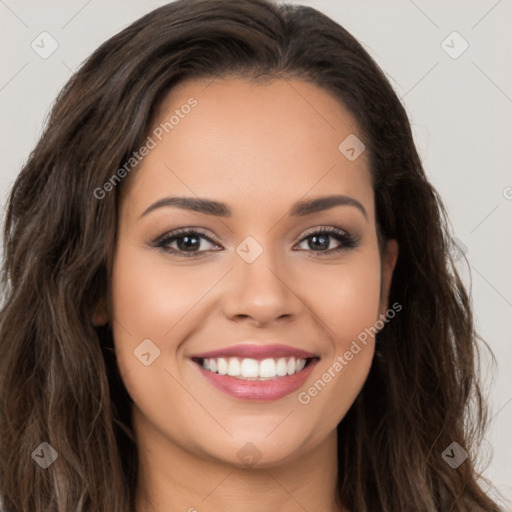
[300,225,349,237]
[157,228,219,244]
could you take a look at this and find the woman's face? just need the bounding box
[107,77,398,468]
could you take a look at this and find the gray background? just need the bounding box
[1,0,511,508]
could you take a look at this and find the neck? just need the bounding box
[133,409,346,512]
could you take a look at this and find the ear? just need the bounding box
[379,239,399,316]
[92,296,109,327]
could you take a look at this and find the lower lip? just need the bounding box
[195,359,318,401]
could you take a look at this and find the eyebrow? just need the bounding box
[140,194,368,220]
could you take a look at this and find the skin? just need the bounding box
[95,77,398,512]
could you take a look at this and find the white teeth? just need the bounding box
[227,357,240,376]
[259,358,277,378]
[217,357,228,375]
[287,357,296,375]
[240,358,259,378]
[276,357,288,376]
[200,356,308,379]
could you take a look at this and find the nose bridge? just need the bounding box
[222,234,300,323]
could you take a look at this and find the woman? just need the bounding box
[0,0,502,510]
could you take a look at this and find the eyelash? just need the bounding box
[153,226,359,258]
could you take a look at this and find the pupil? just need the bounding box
[310,234,329,250]
[178,235,199,251]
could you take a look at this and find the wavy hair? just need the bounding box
[0,0,502,510]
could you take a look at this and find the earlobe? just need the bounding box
[380,239,399,315]
[92,297,109,327]
[92,312,108,327]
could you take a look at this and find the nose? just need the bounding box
[221,246,303,326]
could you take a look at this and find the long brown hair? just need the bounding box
[0,0,502,510]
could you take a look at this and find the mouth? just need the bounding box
[192,356,315,380]
[190,344,320,401]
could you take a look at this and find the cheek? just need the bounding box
[111,247,213,340]
[303,249,382,349]
[109,246,204,430]
[110,244,226,379]
[292,252,381,427]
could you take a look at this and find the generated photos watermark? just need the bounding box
[93,97,198,200]
[297,301,402,405]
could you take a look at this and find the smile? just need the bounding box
[198,356,308,380]
[190,343,319,401]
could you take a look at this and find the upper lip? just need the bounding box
[190,343,317,360]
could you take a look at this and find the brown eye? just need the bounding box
[155,229,222,256]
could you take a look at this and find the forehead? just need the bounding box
[122,77,374,221]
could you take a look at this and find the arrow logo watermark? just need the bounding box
[236,236,263,264]
[338,134,366,161]
[441,441,468,469]
[31,442,59,469]
[134,338,161,366]
[236,442,263,466]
